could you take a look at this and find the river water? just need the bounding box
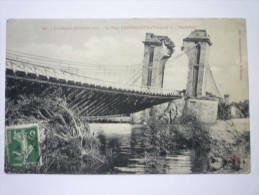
[89,123,205,174]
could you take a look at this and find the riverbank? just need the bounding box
[178,117,250,173]
[206,118,250,173]
[144,116,250,174]
[89,117,250,174]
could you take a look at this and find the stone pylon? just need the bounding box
[181,30,212,97]
[182,30,218,123]
[131,33,175,124]
[142,33,175,89]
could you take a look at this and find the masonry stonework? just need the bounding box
[131,31,219,124]
[182,30,218,123]
[131,33,176,124]
[181,30,212,97]
[186,99,218,123]
[142,33,175,88]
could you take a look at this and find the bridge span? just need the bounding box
[5,53,181,116]
[5,30,221,121]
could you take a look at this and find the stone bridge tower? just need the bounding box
[142,33,175,88]
[130,33,175,124]
[181,30,218,124]
[181,30,212,97]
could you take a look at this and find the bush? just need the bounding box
[181,113,212,156]
[5,95,105,174]
[218,102,231,120]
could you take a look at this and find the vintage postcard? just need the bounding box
[5,19,250,174]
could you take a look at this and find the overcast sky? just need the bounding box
[6,19,249,102]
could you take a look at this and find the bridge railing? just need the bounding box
[6,55,180,96]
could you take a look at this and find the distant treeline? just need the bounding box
[218,100,249,120]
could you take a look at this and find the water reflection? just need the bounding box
[89,123,205,174]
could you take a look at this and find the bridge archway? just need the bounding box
[163,50,189,91]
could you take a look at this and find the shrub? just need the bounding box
[218,102,231,120]
[5,95,105,174]
[181,113,212,156]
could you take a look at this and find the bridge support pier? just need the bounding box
[185,98,218,123]
[131,33,176,124]
[181,30,219,123]
[130,97,218,124]
[131,30,220,124]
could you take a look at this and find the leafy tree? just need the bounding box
[218,102,231,120]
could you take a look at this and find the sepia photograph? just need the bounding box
[5,18,250,175]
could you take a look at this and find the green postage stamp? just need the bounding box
[6,124,41,167]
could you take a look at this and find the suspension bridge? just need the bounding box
[5,50,182,116]
[5,31,221,118]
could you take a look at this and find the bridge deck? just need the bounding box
[6,57,181,116]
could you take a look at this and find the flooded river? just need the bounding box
[89,123,206,174]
